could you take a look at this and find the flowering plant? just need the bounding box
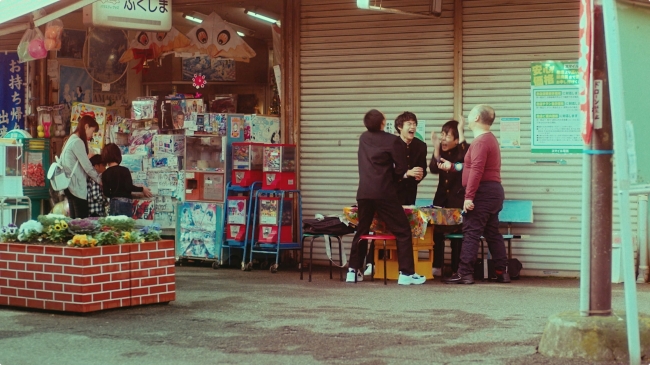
[17,220,44,242]
[67,234,98,247]
[46,219,71,243]
[139,223,161,242]
[121,231,145,244]
[99,215,135,232]
[0,224,19,242]
[37,214,71,228]
[68,218,100,235]
[95,231,121,246]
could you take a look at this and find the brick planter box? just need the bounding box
[0,240,176,313]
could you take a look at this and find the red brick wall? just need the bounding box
[0,240,175,313]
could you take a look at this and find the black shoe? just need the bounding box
[496,272,511,283]
[444,272,474,284]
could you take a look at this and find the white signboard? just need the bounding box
[83,0,172,31]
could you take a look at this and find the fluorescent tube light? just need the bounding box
[244,9,278,24]
[183,14,203,23]
[237,31,245,37]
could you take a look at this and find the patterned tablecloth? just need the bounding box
[342,206,463,239]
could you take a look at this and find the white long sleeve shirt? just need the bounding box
[61,134,101,200]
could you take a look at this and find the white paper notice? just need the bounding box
[499,118,521,148]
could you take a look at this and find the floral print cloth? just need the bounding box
[342,206,463,239]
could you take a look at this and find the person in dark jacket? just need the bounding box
[347,109,426,286]
[429,119,468,277]
[363,111,428,276]
[101,143,153,216]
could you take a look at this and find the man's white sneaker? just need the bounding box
[432,267,442,277]
[364,263,373,276]
[398,272,427,285]
[346,270,363,283]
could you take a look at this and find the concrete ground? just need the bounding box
[1,265,650,365]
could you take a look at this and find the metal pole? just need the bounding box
[590,5,613,315]
[580,143,592,316]
[637,195,648,283]
[601,0,641,363]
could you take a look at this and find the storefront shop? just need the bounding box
[297,0,641,277]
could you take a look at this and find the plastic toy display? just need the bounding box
[263,144,296,190]
[232,142,264,187]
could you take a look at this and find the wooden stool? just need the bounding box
[359,234,396,285]
[300,233,344,282]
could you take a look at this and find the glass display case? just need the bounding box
[184,136,225,202]
[0,138,23,197]
[232,142,264,187]
[258,195,294,243]
[262,144,297,190]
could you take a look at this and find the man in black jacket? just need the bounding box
[347,109,426,285]
[429,119,468,278]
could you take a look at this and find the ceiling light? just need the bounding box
[225,21,256,37]
[183,13,203,23]
[357,0,441,17]
[237,31,245,37]
[244,9,279,24]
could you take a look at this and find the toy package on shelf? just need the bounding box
[131,99,156,120]
[51,104,65,137]
[153,134,184,155]
[211,95,236,113]
[36,106,52,138]
[128,128,157,155]
[121,154,144,172]
[246,115,281,143]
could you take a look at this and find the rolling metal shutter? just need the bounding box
[462,0,637,276]
[300,0,456,264]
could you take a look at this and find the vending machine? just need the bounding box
[262,144,296,190]
[232,142,264,187]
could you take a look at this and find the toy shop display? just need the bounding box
[263,144,296,190]
[246,115,281,144]
[176,201,223,261]
[70,102,107,154]
[0,138,23,197]
[232,142,264,187]
[258,195,294,244]
[21,139,51,217]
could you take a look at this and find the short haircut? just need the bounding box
[89,155,103,166]
[441,120,459,140]
[101,143,123,165]
[394,111,417,133]
[477,105,496,126]
[363,109,384,132]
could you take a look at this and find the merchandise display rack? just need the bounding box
[222,181,262,270]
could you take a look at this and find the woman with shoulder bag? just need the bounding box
[61,115,102,219]
[101,143,153,216]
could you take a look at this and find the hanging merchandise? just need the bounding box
[17,27,47,63]
[176,12,256,62]
[43,19,63,51]
[192,74,207,89]
[36,106,52,138]
[119,28,192,73]
[51,104,65,137]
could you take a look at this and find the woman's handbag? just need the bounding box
[47,141,79,192]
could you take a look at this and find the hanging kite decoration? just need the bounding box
[175,12,256,62]
[119,27,192,73]
[192,74,207,89]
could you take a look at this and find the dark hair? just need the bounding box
[217,30,230,45]
[363,109,385,132]
[101,143,123,165]
[441,120,459,140]
[394,111,417,133]
[89,154,103,166]
[477,105,496,126]
[73,115,99,154]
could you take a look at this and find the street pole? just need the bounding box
[589,3,613,316]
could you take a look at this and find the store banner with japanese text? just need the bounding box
[0,53,24,136]
[530,61,581,154]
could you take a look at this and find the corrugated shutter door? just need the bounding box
[300,0,456,264]
[462,0,637,276]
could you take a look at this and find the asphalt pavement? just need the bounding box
[1,264,649,365]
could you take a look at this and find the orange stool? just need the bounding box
[359,234,395,285]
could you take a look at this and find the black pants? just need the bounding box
[458,181,507,276]
[349,199,415,275]
[433,229,461,273]
[64,189,89,219]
